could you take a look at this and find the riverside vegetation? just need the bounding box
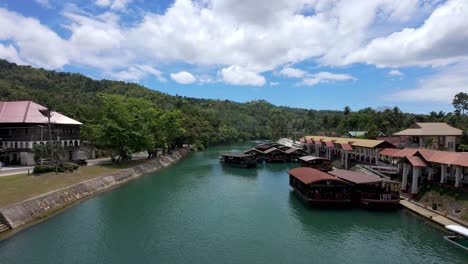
[0,59,467,159]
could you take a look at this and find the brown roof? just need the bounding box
[325,141,335,147]
[284,147,303,154]
[243,148,264,154]
[263,147,282,154]
[379,148,401,156]
[393,148,420,158]
[401,156,428,167]
[417,149,468,167]
[0,101,82,125]
[288,167,347,185]
[394,122,462,136]
[221,152,252,158]
[340,143,353,151]
[329,170,383,184]
[305,136,393,149]
[255,144,275,151]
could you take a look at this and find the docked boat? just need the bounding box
[299,156,332,172]
[220,153,257,168]
[288,167,352,207]
[444,225,468,251]
[329,169,400,208]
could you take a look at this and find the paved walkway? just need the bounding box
[400,199,460,227]
[0,153,150,177]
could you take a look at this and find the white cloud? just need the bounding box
[279,67,307,78]
[270,81,280,86]
[170,71,197,84]
[387,62,468,103]
[0,44,25,65]
[345,0,468,67]
[220,65,266,86]
[298,71,355,86]
[108,65,166,82]
[35,0,51,8]
[0,0,465,88]
[0,8,69,69]
[95,0,132,10]
[389,69,403,76]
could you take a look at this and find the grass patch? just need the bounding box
[0,160,148,208]
[417,183,468,221]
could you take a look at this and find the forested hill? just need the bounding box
[0,59,465,147]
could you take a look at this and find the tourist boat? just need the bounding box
[243,148,265,162]
[444,225,468,251]
[299,156,332,172]
[329,169,400,209]
[263,147,288,163]
[288,167,352,207]
[220,153,257,168]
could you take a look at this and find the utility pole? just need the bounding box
[39,108,56,173]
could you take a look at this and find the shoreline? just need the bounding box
[0,147,191,241]
[400,197,468,229]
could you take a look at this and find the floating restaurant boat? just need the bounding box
[299,156,332,172]
[263,147,289,163]
[444,225,468,251]
[329,169,400,208]
[288,167,352,207]
[220,153,257,168]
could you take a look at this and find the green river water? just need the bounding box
[0,142,467,264]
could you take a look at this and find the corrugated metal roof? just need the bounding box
[329,170,382,184]
[221,152,252,158]
[325,141,335,147]
[394,122,462,136]
[299,156,330,162]
[340,143,353,151]
[305,136,390,148]
[403,156,428,167]
[379,148,401,156]
[0,101,82,125]
[288,167,347,185]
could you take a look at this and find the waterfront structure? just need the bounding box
[0,101,83,165]
[243,148,265,162]
[300,136,394,169]
[379,147,468,194]
[393,122,463,151]
[288,167,352,206]
[284,147,306,161]
[329,169,400,208]
[263,147,289,162]
[220,153,257,168]
[299,156,332,172]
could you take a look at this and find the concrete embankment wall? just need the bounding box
[0,148,190,230]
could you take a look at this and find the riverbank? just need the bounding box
[0,147,190,238]
[400,197,468,230]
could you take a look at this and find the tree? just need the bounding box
[92,94,158,162]
[344,106,351,115]
[453,92,468,115]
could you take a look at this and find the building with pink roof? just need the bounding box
[0,101,83,166]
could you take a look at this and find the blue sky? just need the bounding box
[0,0,467,113]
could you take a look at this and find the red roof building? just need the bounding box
[0,101,83,166]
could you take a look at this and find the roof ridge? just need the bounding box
[22,101,31,123]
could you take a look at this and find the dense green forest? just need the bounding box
[0,59,466,155]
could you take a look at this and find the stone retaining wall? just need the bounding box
[0,148,190,230]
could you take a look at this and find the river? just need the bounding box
[0,142,467,263]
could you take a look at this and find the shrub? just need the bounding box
[193,142,205,151]
[33,165,55,174]
[60,162,79,171]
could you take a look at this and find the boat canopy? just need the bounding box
[446,225,468,237]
